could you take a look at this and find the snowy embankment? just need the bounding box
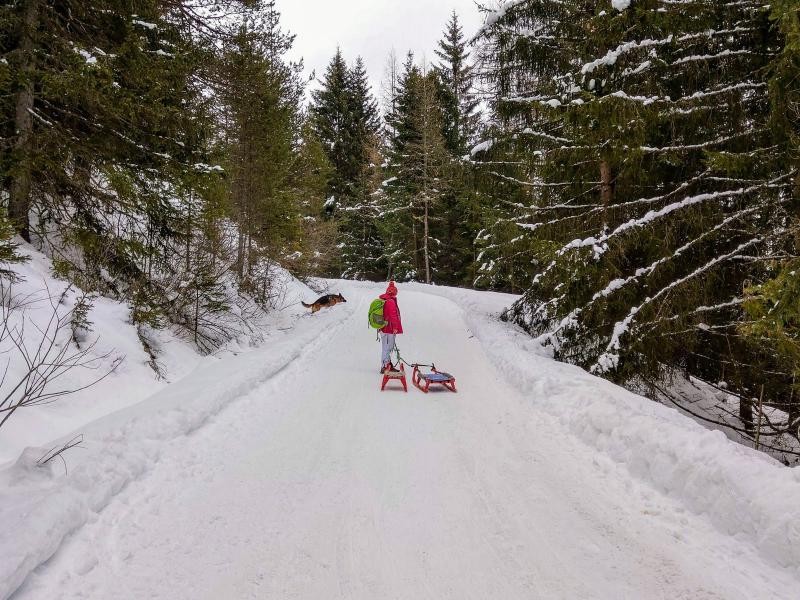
[2,276,800,598]
[394,282,800,573]
[0,256,349,600]
[0,247,202,465]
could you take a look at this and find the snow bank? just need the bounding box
[0,260,351,599]
[0,247,203,466]
[5,276,800,595]
[382,282,800,574]
[0,247,316,465]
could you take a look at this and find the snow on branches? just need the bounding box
[474,0,798,428]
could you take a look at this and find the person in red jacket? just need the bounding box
[380,281,403,373]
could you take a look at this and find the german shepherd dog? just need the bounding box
[302,293,347,314]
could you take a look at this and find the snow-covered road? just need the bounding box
[10,285,800,599]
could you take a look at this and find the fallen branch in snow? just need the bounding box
[36,434,85,474]
[646,376,800,462]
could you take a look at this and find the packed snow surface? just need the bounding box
[2,281,800,599]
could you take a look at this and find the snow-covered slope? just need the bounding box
[2,280,799,600]
[0,247,318,466]
[0,246,197,465]
[0,250,333,599]
[392,282,800,572]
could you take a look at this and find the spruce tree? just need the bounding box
[340,57,384,279]
[740,0,800,433]
[434,11,481,157]
[310,49,352,208]
[384,58,451,283]
[382,54,423,280]
[0,0,251,313]
[311,50,383,278]
[216,5,303,286]
[287,117,337,277]
[477,1,794,409]
[432,12,483,286]
[347,57,381,166]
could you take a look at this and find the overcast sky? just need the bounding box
[277,0,488,105]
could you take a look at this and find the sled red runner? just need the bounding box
[381,363,407,392]
[412,365,457,393]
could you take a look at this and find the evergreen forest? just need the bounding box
[3,0,800,457]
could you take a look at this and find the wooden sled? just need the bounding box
[381,363,407,392]
[412,365,457,393]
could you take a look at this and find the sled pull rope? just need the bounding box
[391,342,434,370]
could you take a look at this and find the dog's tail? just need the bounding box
[301,301,312,308]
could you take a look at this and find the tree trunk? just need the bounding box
[362,221,368,279]
[412,221,418,277]
[788,376,798,432]
[236,228,245,279]
[599,158,613,219]
[794,167,800,205]
[146,220,154,281]
[185,193,192,273]
[9,0,40,242]
[422,75,429,284]
[740,396,754,434]
[194,287,200,347]
[423,197,431,284]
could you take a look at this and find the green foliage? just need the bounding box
[383,60,451,283]
[1,0,331,352]
[476,0,797,401]
[1,0,232,325]
[739,1,800,386]
[434,11,481,157]
[311,49,384,279]
[769,0,800,157]
[285,117,338,278]
[743,264,800,375]
[214,2,305,284]
[0,213,27,281]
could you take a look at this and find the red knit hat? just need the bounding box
[386,281,398,296]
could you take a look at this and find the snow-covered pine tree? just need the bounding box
[285,116,337,278]
[470,0,572,291]
[339,57,385,279]
[740,0,800,434]
[381,54,420,280]
[310,51,383,279]
[477,1,795,405]
[429,12,485,286]
[0,0,251,322]
[769,0,800,194]
[215,5,304,286]
[347,58,382,167]
[384,57,451,283]
[311,49,352,209]
[435,11,481,157]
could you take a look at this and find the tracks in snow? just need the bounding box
[11,286,800,600]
